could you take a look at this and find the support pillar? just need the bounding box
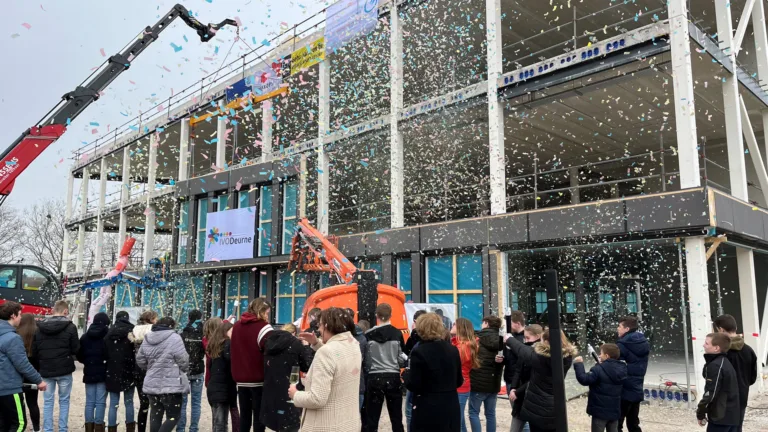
[216,116,227,170]
[569,167,580,204]
[179,118,190,181]
[486,0,506,215]
[61,171,75,273]
[95,158,108,269]
[410,252,424,303]
[736,248,764,391]
[715,0,749,200]
[380,254,394,286]
[261,100,273,162]
[753,0,768,169]
[76,225,85,272]
[80,165,90,217]
[118,146,131,244]
[390,6,405,228]
[144,134,158,265]
[685,237,712,398]
[299,154,308,219]
[148,134,158,194]
[317,60,330,234]
[669,0,701,189]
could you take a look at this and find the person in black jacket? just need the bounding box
[77,312,110,432]
[260,329,314,432]
[33,300,79,432]
[616,316,649,432]
[469,316,504,432]
[503,311,526,395]
[365,303,406,432]
[697,333,741,431]
[207,321,236,432]
[105,311,136,432]
[573,343,628,432]
[179,309,205,432]
[403,310,425,432]
[504,328,577,432]
[403,313,463,432]
[714,314,757,432]
[346,308,371,412]
[508,325,543,432]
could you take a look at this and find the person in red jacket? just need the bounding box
[230,298,273,432]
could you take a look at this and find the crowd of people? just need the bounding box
[0,298,759,432]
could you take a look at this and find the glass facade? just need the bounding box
[283,181,299,254]
[173,276,207,324]
[397,258,412,302]
[276,270,307,324]
[259,185,273,256]
[426,254,483,328]
[114,282,137,308]
[226,272,250,318]
[177,201,189,264]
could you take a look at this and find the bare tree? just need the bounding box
[0,206,21,263]
[21,199,69,274]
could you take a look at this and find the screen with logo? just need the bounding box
[203,207,257,262]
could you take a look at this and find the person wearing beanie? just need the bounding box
[105,311,136,432]
[178,310,205,432]
[77,312,111,432]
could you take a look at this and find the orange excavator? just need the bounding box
[289,219,409,339]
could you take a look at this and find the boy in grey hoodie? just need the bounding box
[0,301,46,432]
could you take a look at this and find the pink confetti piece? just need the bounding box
[236,180,242,191]
[129,80,136,85]
[234,16,243,27]
[162,66,171,72]
[40,4,46,11]
[100,48,106,57]
[21,23,32,30]
[91,128,98,134]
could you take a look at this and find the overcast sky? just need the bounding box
[1,0,326,210]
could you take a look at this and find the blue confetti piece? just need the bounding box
[261,39,270,47]
[129,125,139,131]
[269,171,274,180]
[158,221,165,227]
[360,160,369,167]
[214,46,220,55]
[183,35,188,43]
[6,160,17,166]
[90,121,100,127]
[210,138,219,144]
[120,112,129,116]
[157,127,164,133]
[375,229,384,235]
[66,118,71,125]
[170,43,183,52]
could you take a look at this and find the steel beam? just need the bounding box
[753,0,768,169]
[738,97,768,205]
[734,0,757,56]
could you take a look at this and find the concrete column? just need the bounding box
[61,171,75,273]
[144,205,155,266]
[668,0,701,189]
[390,6,405,228]
[147,134,158,193]
[299,154,308,219]
[736,248,764,391]
[118,211,127,247]
[80,165,90,217]
[715,0,748,200]
[76,225,85,272]
[752,0,768,168]
[216,116,227,170]
[261,100,274,162]
[317,60,330,234]
[410,252,424,303]
[685,237,712,398]
[121,147,131,205]
[179,118,190,181]
[486,0,506,215]
[95,157,108,269]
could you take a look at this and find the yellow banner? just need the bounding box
[189,87,287,127]
[291,37,326,75]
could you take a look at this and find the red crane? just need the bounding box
[0,5,238,207]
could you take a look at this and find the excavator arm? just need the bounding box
[0,4,238,206]
[288,218,359,285]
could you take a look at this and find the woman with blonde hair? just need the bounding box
[450,318,479,432]
[404,313,463,432]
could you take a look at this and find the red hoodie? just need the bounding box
[452,336,474,394]
[230,313,273,384]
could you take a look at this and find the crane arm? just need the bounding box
[288,218,359,285]
[0,4,238,205]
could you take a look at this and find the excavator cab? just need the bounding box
[0,264,61,315]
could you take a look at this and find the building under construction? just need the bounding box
[63,0,768,397]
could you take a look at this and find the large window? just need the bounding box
[535,291,547,314]
[226,272,250,318]
[259,185,273,256]
[627,292,638,314]
[426,254,483,328]
[21,268,50,291]
[510,291,519,311]
[397,258,412,302]
[0,267,17,289]
[115,282,137,308]
[196,198,209,263]
[565,291,577,314]
[276,270,307,324]
[282,181,299,255]
[177,201,189,264]
[174,276,206,324]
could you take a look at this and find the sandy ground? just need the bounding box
[39,365,768,431]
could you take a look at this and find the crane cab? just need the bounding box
[0,264,61,315]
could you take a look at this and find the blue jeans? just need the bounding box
[43,374,73,432]
[405,390,413,432]
[177,374,203,432]
[458,392,470,432]
[108,387,135,426]
[469,391,497,432]
[84,383,107,425]
[359,394,364,410]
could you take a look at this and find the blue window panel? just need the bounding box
[115,282,135,308]
[295,273,308,295]
[600,293,614,313]
[283,218,297,255]
[198,198,209,227]
[259,222,272,256]
[429,293,453,305]
[511,291,519,311]
[278,271,293,295]
[238,192,249,209]
[218,195,228,211]
[427,256,452,291]
[259,273,268,297]
[239,299,250,313]
[627,292,638,313]
[398,259,412,302]
[284,182,298,218]
[179,201,189,230]
[458,294,483,329]
[565,292,576,313]
[319,274,331,289]
[197,232,206,262]
[260,186,273,221]
[226,300,237,317]
[535,291,547,314]
[366,261,382,273]
[226,273,240,297]
[295,297,306,322]
[277,297,293,324]
[457,254,482,290]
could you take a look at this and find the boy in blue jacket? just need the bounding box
[616,316,650,432]
[574,343,628,432]
[0,301,47,432]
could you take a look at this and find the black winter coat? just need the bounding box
[503,331,525,386]
[76,320,109,383]
[353,325,371,395]
[469,328,504,393]
[505,337,576,430]
[574,359,627,421]
[260,330,314,431]
[207,340,237,406]
[509,340,538,417]
[696,353,740,426]
[726,336,757,410]
[403,339,463,432]
[616,330,650,402]
[404,329,422,356]
[181,321,205,376]
[32,316,79,378]
[105,318,136,392]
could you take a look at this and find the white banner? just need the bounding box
[203,207,257,262]
[404,303,456,331]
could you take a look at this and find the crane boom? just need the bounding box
[288,218,359,285]
[0,4,238,207]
